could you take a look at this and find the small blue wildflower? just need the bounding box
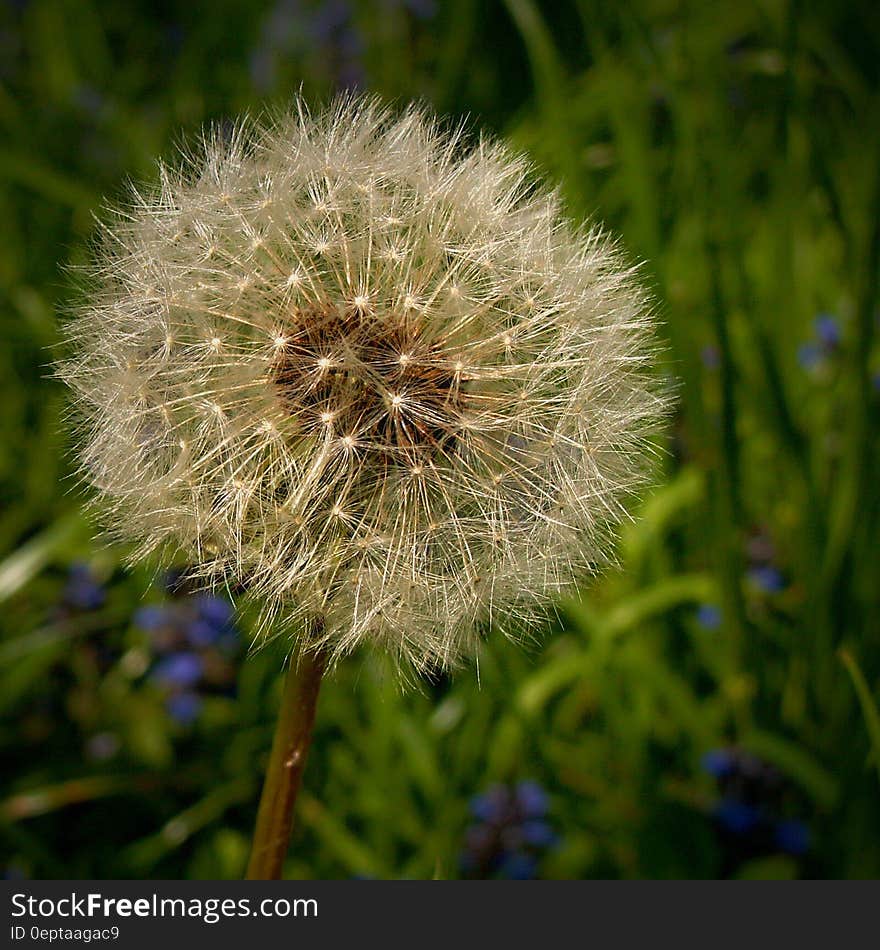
[515,780,549,819]
[696,603,722,630]
[462,781,557,878]
[63,563,105,611]
[713,798,761,835]
[701,345,720,370]
[748,564,786,594]
[775,819,810,856]
[185,619,223,647]
[470,785,508,823]
[151,652,203,688]
[194,594,234,629]
[706,748,809,870]
[797,342,822,371]
[133,605,169,631]
[702,748,735,778]
[495,851,538,880]
[520,820,558,848]
[814,313,840,349]
[166,691,202,725]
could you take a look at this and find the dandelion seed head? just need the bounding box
[58,95,666,675]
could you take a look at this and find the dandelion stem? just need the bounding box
[246,641,327,880]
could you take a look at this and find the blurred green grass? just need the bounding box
[1,0,878,879]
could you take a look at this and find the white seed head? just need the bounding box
[57,95,666,675]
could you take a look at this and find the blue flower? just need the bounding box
[747,564,786,594]
[702,748,735,778]
[706,749,810,868]
[814,313,840,349]
[462,780,557,879]
[701,345,720,370]
[495,851,538,880]
[185,594,235,647]
[775,819,810,856]
[696,603,722,630]
[515,781,549,819]
[520,820,558,848]
[62,563,105,611]
[797,342,822,371]
[166,691,202,725]
[185,619,222,647]
[799,313,841,373]
[133,605,169,631]
[469,785,508,823]
[151,652,203,688]
[194,594,234,629]
[713,798,761,835]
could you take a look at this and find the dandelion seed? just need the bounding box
[57,95,666,675]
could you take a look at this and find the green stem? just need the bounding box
[245,643,327,880]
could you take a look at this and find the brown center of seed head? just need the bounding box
[271,302,468,464]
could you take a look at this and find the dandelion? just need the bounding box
[57,95,665,877]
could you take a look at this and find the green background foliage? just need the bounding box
[1,0,878,879]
